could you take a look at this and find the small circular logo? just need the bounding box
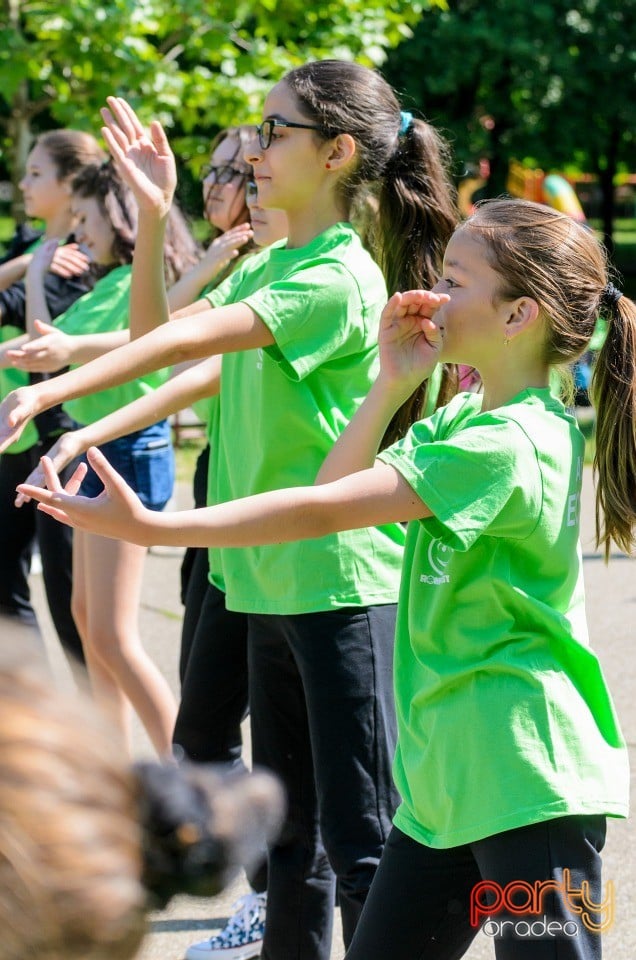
[428,538,452,576]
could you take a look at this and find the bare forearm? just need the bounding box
[0,255,30,291]
[28,312,220,417]
[167,262,217,313]
[68,329,131,363]
[130,210,169,338]
[25,272,51,336]
[78,356,220,449]
[0,333,28,367]
[316,376,409,484]
[129,464,423,549]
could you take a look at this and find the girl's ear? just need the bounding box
[325,133,356,171]
[505,296,540,340]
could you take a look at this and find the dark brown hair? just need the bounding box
[461,198,636,559]
[283,60,460,443]
[72,161,198,282]
[72,160,138,265]
[35,129,106,181]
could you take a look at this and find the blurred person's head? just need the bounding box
[19,130,105,225]
[0,655,284,960]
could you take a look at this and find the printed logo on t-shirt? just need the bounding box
[419,537,453,585]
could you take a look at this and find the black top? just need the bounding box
[0,224,96,441]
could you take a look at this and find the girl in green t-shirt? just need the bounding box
[0,129,103,664]
[0,61,459,960]
[10,160,198,760]
[22,199,634,960]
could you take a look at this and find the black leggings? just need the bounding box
[345,817,607,960]
[0,444,84,664]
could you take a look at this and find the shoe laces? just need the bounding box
[212,892,266,943]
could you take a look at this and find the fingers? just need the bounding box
[84,445,131,496]
[34,319,55,336]
[101,120,128,166]
[50,245,90,278]
[64,461,89,496]
[39,455,65,494]
[111,96,147,139]
[104,95,139,144]
[149,118,172,158]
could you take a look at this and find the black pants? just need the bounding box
[345,817,607,960]
[248,605,399,960]
[0,444,84,664]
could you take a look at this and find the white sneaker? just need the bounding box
[185,892,266,960]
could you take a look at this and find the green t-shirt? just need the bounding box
[379,387,629,848]
[0,237,44,453]
[56,265,169,426]
[204,221,405,612]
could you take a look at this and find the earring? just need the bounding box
[325,162,332,170]
[503,336,509,347]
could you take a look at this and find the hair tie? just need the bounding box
[398,111,413,137]
[601,282,623,310]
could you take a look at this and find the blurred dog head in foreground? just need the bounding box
[0,655,284,960]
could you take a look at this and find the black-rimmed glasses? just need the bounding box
[256,118,323,151]
[245,180,258,203]
[202,163,248,185]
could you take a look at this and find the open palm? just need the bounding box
[101,96,177,217]
[378,290,449,391]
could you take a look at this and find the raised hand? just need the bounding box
[8,320,74,372]
[377,290,450,392]
[18,446,150,543]
[26,238,60,280]
[0,386,39,453]
[200,223,253,277]
[49,242,91,278]
[101,95,177,217]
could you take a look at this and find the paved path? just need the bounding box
[3,465,634,959]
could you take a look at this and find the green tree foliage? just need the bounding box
[383,0,636,245]
[0,0,440,218]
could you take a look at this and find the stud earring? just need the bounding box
[325,162,332,169]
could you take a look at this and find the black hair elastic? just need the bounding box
[601,283,623,310]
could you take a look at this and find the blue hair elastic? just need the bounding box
[399,111,413,136]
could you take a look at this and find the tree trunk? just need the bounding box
[597,127,620,255]
[8,81,31,225]
[7,0,31,224]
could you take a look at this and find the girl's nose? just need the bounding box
[244,133,263,166]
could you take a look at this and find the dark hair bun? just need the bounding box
[135,761,285,909]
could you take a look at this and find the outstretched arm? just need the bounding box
[317,290,447,483]
[15,355,220,505]
[167,224,253,313]
[0,299,271,453]
[7,319,129,372]
[101,96,177,339]
[19,444,429,547]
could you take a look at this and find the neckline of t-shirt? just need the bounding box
[468,385,559,417]
[269,221,353,260]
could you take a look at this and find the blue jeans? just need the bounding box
[79,420,174,510]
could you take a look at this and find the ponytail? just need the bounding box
[284,60,460,444]
[376,117,459,447]
[592,289,636,559]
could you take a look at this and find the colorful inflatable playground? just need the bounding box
[458,160,587,221]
